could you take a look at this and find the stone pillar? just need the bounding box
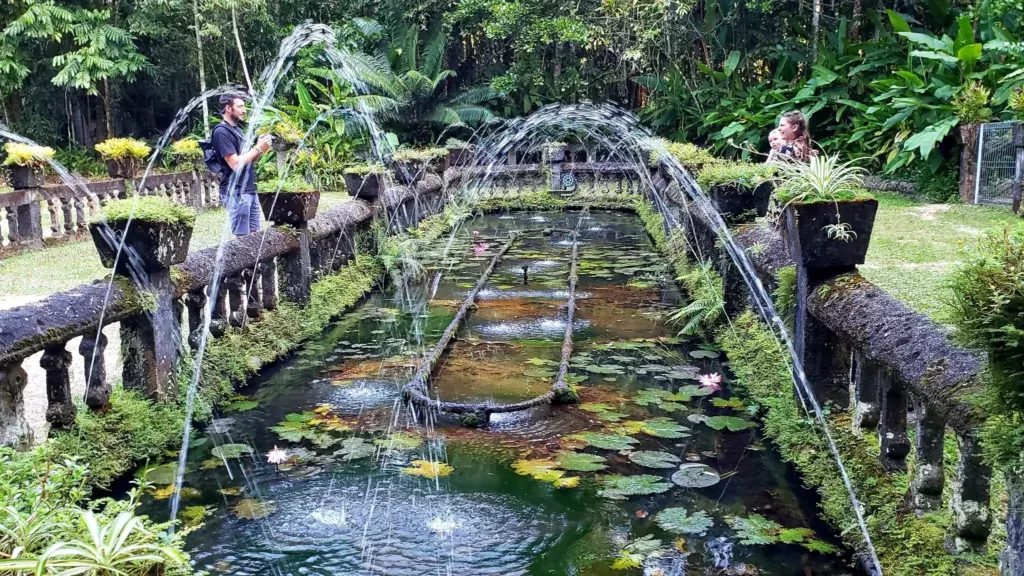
[224,275,245,328]
[61,198,74,235]
[878,373,910,472]
[911,397,945,513]
[793,266,853,410]
[41,344,75,429]
[948,432,992,553]
[259,259,278,311]
[1001,470,1024,576]
[0,360,32,449]
[119,267,181,402]
[209,282,228,337]
[850,352,881,433]
[184,290,206,349]
[549,150,564,190]
[5,206,17,243]
[14,195,42,248]
[280,224,311,305]
[80,333,110,412]
[959,123,980,204]
[74,196,86,232]
[242,268,262,321]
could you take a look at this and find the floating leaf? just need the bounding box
[567,432,639,451]
[525,357,556,366]
[725,514,781,545]
[224,400,258,412]
[711,397,745,409]
[632,388,672,406]
[181,505,212,528]
[234,498,277,520]
[512,459,564,483]
[639,417,691,439]
[200,458,223,470]
[687,414,754,432]
[671,463,721,488]
[655,507,714,536]
[607,421,645,436]
[610,535,665,570]
[151,484,177,500]
[211,443,254,459]
[218,486,243,496]
[689,349,720,359]
[334,437,376,461]
[144,463,184,485]
[403,460,454,479]
[580,402,627,422]
[523,368,556,378]
[188,437,208,449]
[629,451,682,469]
[374,432,422,451]
[598,474,672,499]
[582,364,625,375]
[555,451,608,471]
[554,476,580,488]
[669,384,716,401]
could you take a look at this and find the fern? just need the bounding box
[669,260,725,336]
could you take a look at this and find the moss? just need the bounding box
[343,163,385,176]
[96,196,197,227]
[392,147,447,162]
[662,141,720,171]
[696,161,775,190]
[773,265,797,330]
[256,177,317,193]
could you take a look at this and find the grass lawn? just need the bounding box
[0,192,351,301]
[861,192,1021,325]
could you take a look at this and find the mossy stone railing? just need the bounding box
[651,158,996,561]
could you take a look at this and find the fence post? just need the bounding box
[1012,123,1023,214]
[959,123,981,204]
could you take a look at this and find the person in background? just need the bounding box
[212,93,272,237]
[776,110,816,162]
[766,128,791,162]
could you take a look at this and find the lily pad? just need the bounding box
[374,432,422,451]
[632,388,672,406]
[525,357,556,366]
[334,437,376,461]
[233,498,277,520]
[403,459,455,479]
[668,384,716,401]
[687,414,754,432]
[639,417,691,439]
[224,400,258,412]
[724,515,838,553]
[689,349,720,359]
[582,364,625,375]
[628,451,682,469]
[144,463,184,485]
[610,535,665,570]
[512,459,564,483]
[567,432,640,451]
[599,474,672,500]
[180,505,212,528]
[655,507,714,536]
[211,443,254,459]
[711,397,746,409]
[671,463,721,488]
[580,402,627,422]
[555,451,608,472]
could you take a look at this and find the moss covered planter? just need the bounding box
[447,146,472,167]
[392,160,423,185]
[344,172,383,200]
[8,165,45,189]
[710,181,773,223]
[430,154,449,174]
[90,216,193,273]
[258,190,321,225]
[104,157,140,179]
[783,198,878,268]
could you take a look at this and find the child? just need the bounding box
[767,128,792,162]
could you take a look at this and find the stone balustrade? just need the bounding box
[650,161,995,559]
[0,170,221,259]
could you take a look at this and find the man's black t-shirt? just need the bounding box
[211,122,257,195]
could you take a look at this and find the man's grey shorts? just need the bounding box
[221,191,261,235]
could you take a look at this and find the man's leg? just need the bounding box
[226,192,249,237]
[246,193,261,235]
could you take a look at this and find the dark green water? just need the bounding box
[139,210,856,576]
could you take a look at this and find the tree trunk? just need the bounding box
[810,0,821,65]
[231,5,254,94]
[850,0,862,40]
[192,0,209,135]
[103,79,113,138]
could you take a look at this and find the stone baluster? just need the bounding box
[224,275,245,328]
[850,351,881,433]
[46,199,60,237]
[5,205,18,243]
[260,259,278,311]
[61,196,74,236]
[878,371,910,472]
[911,396,945,513]
[209,282,228,337]
[0,360,32,449]
[948,432,992,553]
[13,193,42,248]
[80,333,111,412]
[41,344,75,428]
[184,289,207,348]
[242,268,262,321]
[74,195,86,232]
[280,226,312,305]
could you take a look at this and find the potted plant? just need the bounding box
[268,117,304,152]
[445,138,474,167]
[696,161,776,223]
[423,147,449,173]
[89,196,196,273]
[343,163,386,200]
[774,154,878,269]
[3,142,53,189]
[391,148,447,184]
[95,137,151,179]
[168,138,203,171]
[542,141,567,163]
[256,177,321,225]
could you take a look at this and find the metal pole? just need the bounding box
[974,123,985,205]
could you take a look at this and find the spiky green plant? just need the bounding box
[772,154,872,242]
[2,142,54,167]
[95,138,150,160]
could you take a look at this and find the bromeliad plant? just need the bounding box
[96,137,151,179]
[168,138,202,169]
[2,142,54,168]
[773,154,871,242]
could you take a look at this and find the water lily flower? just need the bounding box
[266,446,288,466]
[473,243,489,255]
[698,372,722,391]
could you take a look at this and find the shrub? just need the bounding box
[663,142,719,171]
[96,196,197,226]
[696,161,775,190]
[444,138,472,149]
[53,146,107,177]
[952,81,993,124]
[95,137,151,160]
[269,117,304,144]
[343,163,386,176]
[257,176,317,193]
[169,138,202,162]
[2,142,54,168]
[1009,87,1024,121]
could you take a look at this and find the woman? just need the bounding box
[776,110,816,162]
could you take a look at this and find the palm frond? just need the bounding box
[420,20,447,79]
[427,106,464,126]
[452,105,495,125]
[447,85,498,106]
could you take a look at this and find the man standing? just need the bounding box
[212,93,272,237]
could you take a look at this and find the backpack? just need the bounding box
[198,124,231,175]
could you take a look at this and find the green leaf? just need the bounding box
[334,437,376,461]
[899,32,948,51]
[671,463,721,488]
[726,514,782,545]
[639,417,691,439]
[886,9,911,33]
[224,400,258,412]
[723,51,741,76]
[523,368,556,378]
[779,527,816,544]
[211,444,254,459]
[567,432,640,451]
[909,50,959,64]
[687,414,754,431]
[688,350,720,359]
[555,451,608,471]
[628,450,682,469]
[598,474,672,499]
[374,432,422,451]
[655,507,714,536]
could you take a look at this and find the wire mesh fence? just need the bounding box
[975,121,1018,206]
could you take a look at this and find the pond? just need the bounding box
[139,210,854,575]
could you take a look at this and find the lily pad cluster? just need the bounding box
[270,405,353,448]
[725,514,839,554]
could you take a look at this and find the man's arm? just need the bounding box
[222,135,271,171]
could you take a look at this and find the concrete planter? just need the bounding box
[710,181,773,223]
[258,190,320,225]
[344,173,383,201]
[104,157,139,179]
[430,154,449,174]
[8,165,44,190]
[272,139,296,152]
[393,160,423,185]
[447,147,472,167]
[783,198,878,268]
[90,219,193,273]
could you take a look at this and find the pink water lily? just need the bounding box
[473,243,489,255]
[267,446,288,465]
[698,372,723,391]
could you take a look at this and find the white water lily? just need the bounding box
[266,446,288,465]
[697,372,722,391]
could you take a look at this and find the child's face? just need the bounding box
[769,132,783,149]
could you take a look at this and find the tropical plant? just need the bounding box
[952,81,993,123]
[257,176,317,193]
[2,142,54,167]
[772,154,869,206]
[696,161,775,190]
[343,162,385,175]
[95,137,151,160]
[169,138,202,162]
[669,260,725,336]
